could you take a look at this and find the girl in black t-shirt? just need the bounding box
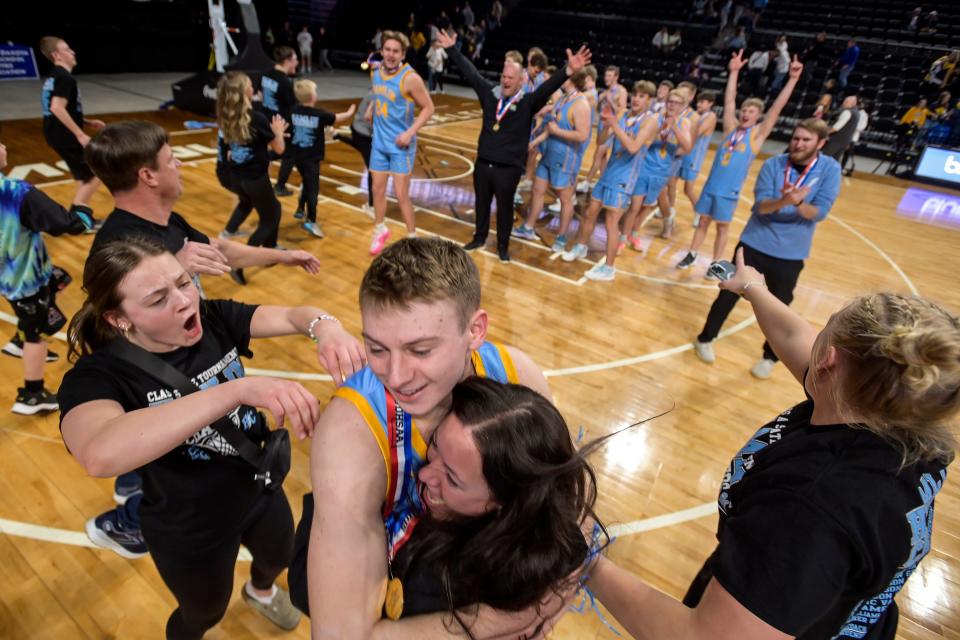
[588,248,960,640]
[58,238,364,639]
[217,72,287,274]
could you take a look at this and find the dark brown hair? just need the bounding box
[84,120,169,193]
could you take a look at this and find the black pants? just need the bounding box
[473,159,523,253]
[295,158,321,222]
[697,242,804,361]
[224,173,281,248]
[146,490,294,640]
[337,127,374,207]
[288,492,314,616]
[275,151,296,190]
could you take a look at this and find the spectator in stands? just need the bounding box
[842,98,869,176]
[462,1,475,29]
[920,10,938,34]
[813,79,837,120]
[746,49,771,97]
[801,31,828,62]
[682,54,706,85]
[750,0,768,29]
[316,26,333,72]
[770,35,790,94]
[835,39,859,89]
[934,91,954,119]
[690,0,710,21]
[907,7,922,32]
[668,29,683,53]
[718,0,733,30]
[491,0,504,27]
[725,27,748,56]
[822,94,861,162]
[653,27,671,53]
[900,98,934,128]
[924,50,959,95]
[371,27,383,51]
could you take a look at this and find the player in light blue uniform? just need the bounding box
[678,91,718,227]
[561,81,660,282]
[620,88,693,253]
[514,70,592,252]
[368,31,435,256]
[676,49,804,274]
[580,66,629,193]
[656,81,700,239]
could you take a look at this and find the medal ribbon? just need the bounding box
[494,90,521,128]
[784,155,819,190]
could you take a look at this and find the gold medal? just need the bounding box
[384,577,404,620]
[492,122,500,132]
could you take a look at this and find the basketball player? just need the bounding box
[677,91,718,228]
[368,31,435,255]
[618,89,693,252]
[578,65,628,193]
[650,79,674,113]
[38,37,105,231]
[513,70,592,252]
[264,47,300,197]
[656,80,699,238]
[676,51,804,273]
[561,82,659,282]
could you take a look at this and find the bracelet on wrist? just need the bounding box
[307,314,340,342]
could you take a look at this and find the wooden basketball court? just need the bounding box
[0,94,957,638]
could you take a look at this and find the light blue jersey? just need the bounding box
[597,112,648,193]
[680,114,712,179]
[371,63,416,155]
[701,126,757,199]
[641,113,678,178]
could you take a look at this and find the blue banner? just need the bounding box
[0,44,39,81]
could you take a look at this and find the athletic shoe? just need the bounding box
[241,583,302,631]
[693,340,716,364]
[513,191,524,206]
[561,243,588,262]
[498,249,511,263]
[113,475,143,506]
[218,229,248,239]
[547,201,562,214]
[83,217,104,235]
[517,178,533,192]
[370,224,390,255]
[676,251,697,270]
[751,358,777,379]
[512,224,537,241]
[86,510,148,559]
[50,266,73,292]
[274,185,294,197]
[692,213,702,228]
[660,213,675,239]
[616,237,626,255]
[576,179,592,193]
[302,221,324,238]
[230,268,247,286]
[629,233,644,252]
[463,239,485,252]
[293,210,305,220]
[703,267,720,281]
[584,264,615,281]
[651,206,662,219]
[12,387,59,415]
[2,335,59,362]
[551,234,568,254]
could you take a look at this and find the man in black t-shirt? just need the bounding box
[289,79,357,238]
[261,46,299,197]
[38,37,105,231]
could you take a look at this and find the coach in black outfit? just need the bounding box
[437,31,592,262]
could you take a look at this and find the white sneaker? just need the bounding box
[652,206,662,219]
[693,340,715,364]
[751,358,777,379]
[576,179,592,193]
[517,178,533,192]
[561,243,588,262]
[547,201,562,214]
[692,213,702,228]
[585,264,616,281]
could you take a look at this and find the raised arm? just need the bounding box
[528,45,592,113]
[334,103,358,126]
[602,110,643,155]
[438,30,494,97]
[756,56,804,144]
[722,50,746,135]
[211,237,320,273]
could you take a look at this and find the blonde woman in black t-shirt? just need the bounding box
[58,237,364,639]
[589,248,959,640]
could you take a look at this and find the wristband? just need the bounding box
[307,314,340,342]
[740,281,767,296]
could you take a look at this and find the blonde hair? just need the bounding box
[668,88,687,101]
[632,80,657,97]
[294,79,317,105]
[360,237,481,331]
[584,65,598,81]
[741,97,766,113]
[217,71,252,144]
[382,30,410,52]
[39,36,65,62]
[505,50,523,64]
[820,293,960,465]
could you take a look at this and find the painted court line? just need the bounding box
[608,502,716,537]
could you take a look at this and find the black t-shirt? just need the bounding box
[227,110,275,180]
[259,68,295,120]
[91,208,209,256]
[58,300,267,550]
[290,105,336,161]
[41,66,83,146]
[684,398,949,639]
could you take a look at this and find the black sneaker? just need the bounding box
[86,509,148,559]
[498,249,511,263]
[274,185,294,197]
[50,266,73,291]
[230,268,247,285]
[676,251,697,270]
[293,210,305,220]
[12,387,59,415]
[463,239,485,252]
[2,335,59,362]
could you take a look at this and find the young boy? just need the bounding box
[38,36,105,230]
[289,79,356,238]
[0,141,92,414]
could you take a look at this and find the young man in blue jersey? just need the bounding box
[0,141,92,414]
[654,81,700,239]
[619,89,694,254]
[293,238,555,637]
[677,51,804,274]
[578,65,628,194]
[678,91,718,228]
[561,81,660,281]
[369,31,435,256]
[513,70,592,252]
[694,118,841,378]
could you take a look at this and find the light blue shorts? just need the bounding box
[592,183,631,210]
[535,152,581,189]
[370,141,416,175]
[631,173,670,205]
[694,192,739,222]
